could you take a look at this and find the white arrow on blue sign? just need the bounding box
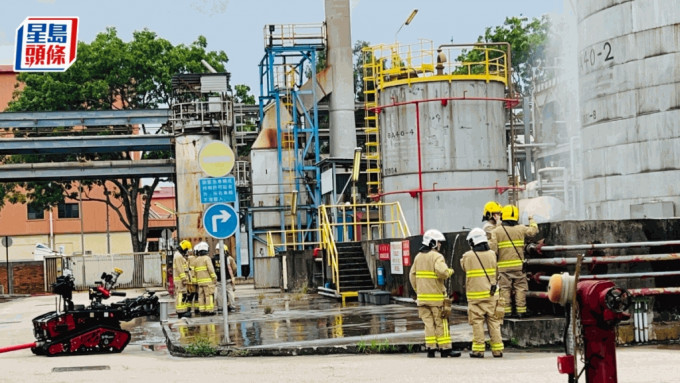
[202,203,238,239]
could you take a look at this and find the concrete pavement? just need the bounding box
[1,285,680,383]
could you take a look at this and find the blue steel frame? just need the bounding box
[258,43,322,248]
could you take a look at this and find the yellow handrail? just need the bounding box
[265,201,411,295]
[364,41,509,91]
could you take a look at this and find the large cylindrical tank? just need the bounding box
[577,0,680,219]
[380,80,508,234]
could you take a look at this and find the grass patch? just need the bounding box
[185,336,217,357]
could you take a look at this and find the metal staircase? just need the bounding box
[335,242,374,292]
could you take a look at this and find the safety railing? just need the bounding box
[266,228,321,257]
[170,99,232,134]
[319,201,411,243]
[263,23,326,48]
[318,207,340,292]
[363,41,509,91]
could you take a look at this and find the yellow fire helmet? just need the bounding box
[482,201,502,221]
[179,240,192,251]
[501,205,519,222]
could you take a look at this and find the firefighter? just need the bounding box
[461,228,504,358]
[482,201,502,235]
[173,240,192,318]
[482,201,502,254]
[193,241,217,315]
[213,244,237,312]
[409,229,461,358]
[186,245,199,314]
[490,205,538,318]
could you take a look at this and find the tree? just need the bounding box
[2,27,228,252]
[234,84,256,105]
[353,40,370,102]
[456,15,550,96]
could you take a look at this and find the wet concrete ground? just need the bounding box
[160,284,477,355]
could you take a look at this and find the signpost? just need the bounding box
[198,140,238,345]
[2,236,11,294]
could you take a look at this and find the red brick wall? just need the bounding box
[0,262,45,294]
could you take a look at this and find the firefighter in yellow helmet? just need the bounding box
[461,228,503,358]
[482,201,502,236]
[213,243,237,312]
[173,239,192,318]
[193,241,217,315]
[489,205,538,318]
[409,229,461,358]
[482,201,502,253]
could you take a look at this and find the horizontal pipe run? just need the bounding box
[538,240,680,253]
[526,287,680,299]
[537,270,680,282]
[526,253,680,266]
[376,185,524,199]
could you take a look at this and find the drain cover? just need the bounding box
[52,366,110,372]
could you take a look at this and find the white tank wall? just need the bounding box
[379,80,508,234]
[577,0,680,219]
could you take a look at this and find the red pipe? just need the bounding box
[0,342,36,354]
[368,95,520,112]
[376,185,524,199]
[415,102,424,235]
[369,95,521,232]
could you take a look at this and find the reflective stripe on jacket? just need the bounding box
[194,255,217,286]
[409,249,453,307]
[490,219,538,272]
[172,251,189,283]
[460,249,499,301]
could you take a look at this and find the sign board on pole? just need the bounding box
[199,176,236,204]
[202,203,238,239]
[198,140,235,177]
[1,236,12,247]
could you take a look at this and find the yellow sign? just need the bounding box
[198,140,235,177]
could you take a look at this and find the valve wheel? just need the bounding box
[605,287,631,313]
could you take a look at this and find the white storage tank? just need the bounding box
[379,78,508,233]
[577,0,680,219]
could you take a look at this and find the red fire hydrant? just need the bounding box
[548,273,631,383]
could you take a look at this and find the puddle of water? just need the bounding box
[175,308,467,348]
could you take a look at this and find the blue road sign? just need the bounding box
[199,176,236,204]
[202,203,238,239]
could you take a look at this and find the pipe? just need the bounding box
[526,253,680,266]
[376,185,524,199]
[537,270,680,281]
[415,102,424,235]
[369,95,518,112]
[537,240,680,253]
[527,287,680,299]
[0,342,36,354]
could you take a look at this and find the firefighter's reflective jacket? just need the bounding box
[409,249,453,306]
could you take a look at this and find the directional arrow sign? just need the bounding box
[202,203,238,239]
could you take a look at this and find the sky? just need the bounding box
[1,0,563,97]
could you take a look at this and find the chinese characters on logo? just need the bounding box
[14,17,79,72]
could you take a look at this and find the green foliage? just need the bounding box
[353,40,370,102]
[185,336,217,357]
[357,339,397,353]
[455,15,550,96]
[2,27,227,252]
[264,306,273,314]
[234,84,256,105]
